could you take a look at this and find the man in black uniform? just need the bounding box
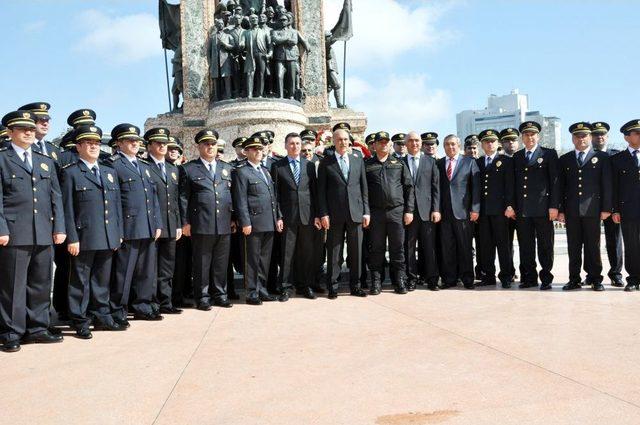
[437,134,481,289]
[0,111,66,352]
[232,136,283,305]
[403,131,440,291]
[592,122,624,287]
[105,124,162,325]
[19,102,61,162]
[421,132,439,159]
[612,120,640,291]
[271,132,319,301]
[391,133,407,159]
[60,125,126,339]
[317,128,370,299]
[365,131,415,295]
[499,128,520,281]
[145,128,183,314]
[513,121,560,290]
[180,130,235,309]
[558,122,612,291]
[477,129,516,288]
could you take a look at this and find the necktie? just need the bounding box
[339,155,349,179]
[291,159,300,185]
[446,157,454,181]
[410,156,418,181]
[525,151,532,163]
[132,160,141,175]
[158,162,167,180]
[634,150,639,167]
[578,151,585,166]
[486,156,492,167]
[208,163,216,179]
[257,166,268,183]
[39,141,46,154]
[92,166,102,186]
[23,151,32,173]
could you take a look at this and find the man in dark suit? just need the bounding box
[232,136,283,305]
[592,122,624,287]
[437,134,481,289]
[513,121,560,290]
[612,120,640,291]
[476,130,516,288]
[0,111,66,352]
[181,130,235,309]
[145,128,183,314]
[104,124,162,325]
[558,122,612,291]
[271,132,319,301]
[403,131,441,291]
[317,128,370,299]
[60,125,126,339]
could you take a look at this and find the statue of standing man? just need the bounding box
[209,18,234,101]
[271,13,309,100]
[325,31,346,108]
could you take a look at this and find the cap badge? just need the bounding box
[40,104,46,110]
[577,123,584,129]
[83,110,90,116]
[159,129,165,134]
[129,127,135,133]
[90,127,97,132]
[22,112,30,118]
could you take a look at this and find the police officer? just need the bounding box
[477,129,516,288]
[180,130,235,309]
[464,134,480,159]
[364,131,414,294]
[105,124,162,325]
[558,122,612,291]
[0,125,8,145]
[232,136,283,305]
[19,102,61,163]
[421,132,439,158]
[499,128,520,281]
[58,109,98,169]
[513,121,560,290]
[60,125,125,339]
[611,120,640,292]
[391,133,407,159]
[591,122,624,287]
[145,128,183,314]
[0,111,66,352]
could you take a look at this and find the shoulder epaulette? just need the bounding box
[0,147,7,152]
[32,150,48,158]
[106,154,121,163]
[62,162,75,169]
[138,158,149,165]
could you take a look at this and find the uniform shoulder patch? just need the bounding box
[32,150,48,158]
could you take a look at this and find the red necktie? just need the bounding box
[447,157,455,180]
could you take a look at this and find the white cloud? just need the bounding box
[74,10,161,65]
[324,0,459,68]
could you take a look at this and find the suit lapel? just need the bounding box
[451,155,463,181]
[148,160,166,182]
[195,159,215,182]
[528,147,542,166]
[78,160,102,187]
[7,148,32,174]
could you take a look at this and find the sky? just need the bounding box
[2,0,639,151]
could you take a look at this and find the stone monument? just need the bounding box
[147,0,367,158]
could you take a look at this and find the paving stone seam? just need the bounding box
[151,308,222,424]
[365,297,640,411]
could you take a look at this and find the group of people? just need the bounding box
[1,101,640,355]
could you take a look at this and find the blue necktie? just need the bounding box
[92,166,101,186]
[339,156,349,179]
[578,151,585,166]
[291,159,300,184]
[158,162,166,181]
[23,151,32,173]
[634,150,639,167]
[486,156,492,167]
[525,151,532,163]
[208,163,216,179]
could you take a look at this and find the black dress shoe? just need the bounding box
[246,297,263,305]
[259,293,277,302]
[311,286,326,294]
[113,317,130,328]
[298,287,317,300]
[328,290,338,299]
[611,280,625,288]
[540,283,553,291]
[94,321,125,331]
[562,282,582,291]
[427,283,440,291]
[214,299,233,308]
[278,291,290,302]
[160,306,183,314]
[134,312,163,321]
[406,281,416,291]
[592,283,605,291]
[22,331,64,344]
[519,282,538,289]
[48,326,63,335]
[463,283,475,290]
[75,329,93,340]
[501,282,512,289]
[624,283,638,292]
[350,288,368,297]
[197,302,212,311]
[1,340,20,352]
[394,284,408,294]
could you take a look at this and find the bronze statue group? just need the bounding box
[1,103,640,354]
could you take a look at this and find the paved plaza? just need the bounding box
[2,232,639,425]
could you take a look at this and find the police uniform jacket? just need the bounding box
[0,146,65,246]
[232,161,281,232]
[61,160,123,250]
[612,149,640,220]
[513,146,560,217]
[270,156,317,226]
[104,152,161,240]
[147,158,181,238]
[558,149,612,218]
[476,154,515,216]
[179,159,233,235]
[364,155,414,213]
[59,148,79,169]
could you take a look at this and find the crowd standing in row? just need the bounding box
[1,102,640,354]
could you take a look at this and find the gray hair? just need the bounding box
[404,131,421,142]
[443,134,460,145]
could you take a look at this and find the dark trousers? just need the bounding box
[227,232,243,296]
[479,215,515,284]
[603,216,623,282]
[621,219,640,285]
[155,237,177,309]
[405,219,438,285]
[326,219,363,291]
[473,223,484,280]
[173,235,192,305]
[267,232,281,293]
[311,228,327,288]
[52,243,70,317]
[440,219,474,285]
[369,207,406,283]
[565,216,603,284]
[110,238,156,320]
[68,249,113,331]
[0,245,52,343]
[516,217,554,285]
[508,219,517,277]
[192,234,230,303]
[243,231,274,299]
[279,223,315,291]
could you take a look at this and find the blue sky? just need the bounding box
[2,0,639,150]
